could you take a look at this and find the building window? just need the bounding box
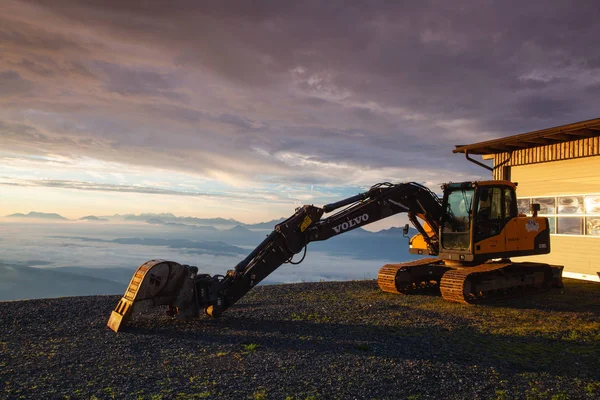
[557,217,583,235]
[517,198,530,215]
[558,196,584,214]
[585,195,600,236]
[535,197,556,214]
[517,194,600,237]
[587,217,600,236]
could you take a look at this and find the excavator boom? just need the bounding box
[108,182,443,332]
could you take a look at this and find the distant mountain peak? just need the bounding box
[6,211,68,220]
[79,215,107,221]
[375,226,417,236]
[228,225,252,233]
[140,212,176,218]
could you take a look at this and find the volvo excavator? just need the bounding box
[108,180,563,332]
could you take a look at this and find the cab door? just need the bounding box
[473,186,508,254]
[503,186,524,252]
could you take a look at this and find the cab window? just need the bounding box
[475,187,508,242]
[504,187,517,219]
[442,188,474,250]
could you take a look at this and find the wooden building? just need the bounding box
[454,117,600,282]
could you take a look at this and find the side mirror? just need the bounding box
[402,223,410,238]
[530,203,540,217]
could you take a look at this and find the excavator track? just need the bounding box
[440,261,556,304]
[378,258,450,294]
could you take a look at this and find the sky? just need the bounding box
[1,0,599,224]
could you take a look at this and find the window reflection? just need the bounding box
[557,217,583,235]
[586,195,600,215]
[558,196,584,214]
[518,194,599,236]
[517,198,530,215]
[533,197,556,214]
[548,217,556,234]
[586,217,600,236]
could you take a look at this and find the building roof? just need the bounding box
[454,117,600,155]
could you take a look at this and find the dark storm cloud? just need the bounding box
[2,0,599,188]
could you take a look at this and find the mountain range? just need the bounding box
[4,211,286,228]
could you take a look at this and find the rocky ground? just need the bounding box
[1,279,599,400]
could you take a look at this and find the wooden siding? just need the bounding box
[518,236,600,278]
[492,136,600,180]
[511,156,600,197]
[510,156,600,278]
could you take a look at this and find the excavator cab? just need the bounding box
[437,181,551,262]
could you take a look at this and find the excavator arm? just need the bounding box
[107,182,444,332]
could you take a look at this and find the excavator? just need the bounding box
[108,180,563,332]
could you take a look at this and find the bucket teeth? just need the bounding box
[107,298,133,332]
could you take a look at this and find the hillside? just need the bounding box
[0,264,125,301]
[0,279,598,399]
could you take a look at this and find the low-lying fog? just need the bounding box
[0,217,417,300]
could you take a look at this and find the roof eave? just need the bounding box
[453,117,600,155]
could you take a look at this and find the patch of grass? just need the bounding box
[494,389,508,400]
[291,312,330,323]
[585,382,600,395]
[102,387,116,399]
[242,343,260,353]
[524,381,550,400]
[252,388,268,400]
[175,392,211,399]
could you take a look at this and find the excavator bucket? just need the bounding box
[107,259,197,332]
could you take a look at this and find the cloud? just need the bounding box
[0,178,215,196]
[0,176,323,205]
[515,97,576,120]
[0,71,33,97]
[94,61,189,102]
[1,0,598,218]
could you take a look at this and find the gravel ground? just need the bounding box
[1,279,599,400]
